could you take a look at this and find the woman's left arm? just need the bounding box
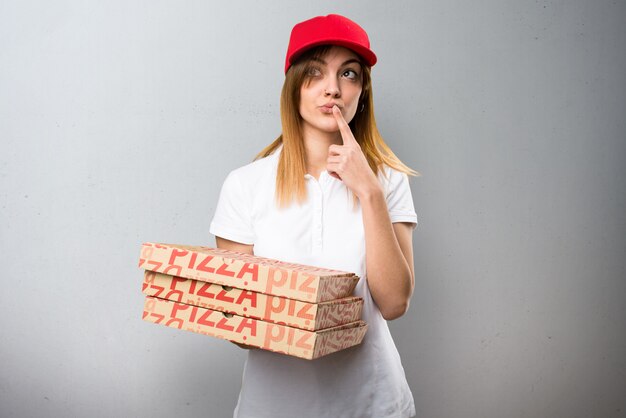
[327,106,415,320]
[359,191,415,320]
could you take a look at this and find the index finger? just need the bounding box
[332,105,357,145]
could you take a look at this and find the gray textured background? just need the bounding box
[1,1,625,417]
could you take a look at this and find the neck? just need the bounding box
[302,125,342,179]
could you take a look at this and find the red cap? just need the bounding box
[284,14,377,73]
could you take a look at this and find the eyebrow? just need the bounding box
[310,57,362,67]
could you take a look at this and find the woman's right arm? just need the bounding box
[214,236,256,350]
[215,236,254,255]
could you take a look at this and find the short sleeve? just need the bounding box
[383,167,418,229]
[209,170,255,244]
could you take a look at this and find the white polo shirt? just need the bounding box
[210,146,417,418]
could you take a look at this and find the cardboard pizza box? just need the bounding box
[142,271,364,331]
[142,296,368,360]
[139,242,359,302]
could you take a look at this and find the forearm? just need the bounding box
[359,188,414,320]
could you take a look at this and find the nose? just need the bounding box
[324,77,341,98]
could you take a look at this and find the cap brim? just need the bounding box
[287,40,377,72]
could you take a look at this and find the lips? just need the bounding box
[319,103,340,114]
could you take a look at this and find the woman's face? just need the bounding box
[298,46,363,137]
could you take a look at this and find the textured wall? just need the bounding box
[1,1,624,417]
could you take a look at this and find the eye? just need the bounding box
[341,68,359,81]
[306,66,322,77]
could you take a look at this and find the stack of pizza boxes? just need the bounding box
[139,242,368,360]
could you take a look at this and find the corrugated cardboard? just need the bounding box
[143,296,368,360]
[139,242,359,302]
[142,270,364,331]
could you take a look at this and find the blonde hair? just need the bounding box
[255,46,419,208]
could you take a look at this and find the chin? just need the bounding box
[319,123,341,133]
[302,119,340,134]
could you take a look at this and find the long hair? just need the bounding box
[255,46,419,208]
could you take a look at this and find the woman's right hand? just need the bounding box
[232,341,258,350]
[215,236,258,350]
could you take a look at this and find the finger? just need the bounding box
[327,161,342,174]
[332,105,357,145]
[326,168,342,180]
[327,155,342,164]
[328,171,342,180]
[328,144,343,156]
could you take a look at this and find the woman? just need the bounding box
[210,14,418,418]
